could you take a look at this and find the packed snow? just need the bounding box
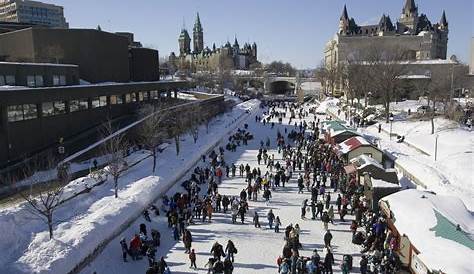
[81,102,361,274]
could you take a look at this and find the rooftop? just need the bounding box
[382,189,474,274]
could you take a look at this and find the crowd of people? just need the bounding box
[116,100,403,274]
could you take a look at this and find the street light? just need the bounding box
[389,114,394,140]
[435,134,439,161]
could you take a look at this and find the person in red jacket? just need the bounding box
[129,234,142,260]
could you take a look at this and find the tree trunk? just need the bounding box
[47,214,53,239]
[364,91,368,107]
[174,135,180,156]
[114,176,118,198]
[152,151,157,173]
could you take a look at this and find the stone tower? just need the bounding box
[399,0,418,33]
[437,10,449,59]
[193,12,204,53]
[178,28,191,56]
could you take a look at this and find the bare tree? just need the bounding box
[137,104,169,173]
[365,46,408,123]
[186,104,203,143]
[101,120,128,198]
[19,156,69,239]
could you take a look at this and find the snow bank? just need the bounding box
[0,100,261,274]
[382,189,474,274]
[315,97,339,114]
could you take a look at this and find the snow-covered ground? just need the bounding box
[82,103,361,274]
[0,99,260,274]
[323,98,474,210]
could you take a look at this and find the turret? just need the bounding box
[338,5,350,35]
[399,0,418,33]
[439,10,448,30]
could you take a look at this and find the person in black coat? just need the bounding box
[324,248,334,274]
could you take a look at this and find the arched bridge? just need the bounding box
[235,75,319,94]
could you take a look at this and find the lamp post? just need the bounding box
[389,114,394,140]
[435,134,439,161]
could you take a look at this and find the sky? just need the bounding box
[51,0,473,69]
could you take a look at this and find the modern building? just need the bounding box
[0,0,68,28]
[0,61,79,87]
[169,13,258,73]
[0,27,159,83]
[0,80,194,167]
[324,0,450,96]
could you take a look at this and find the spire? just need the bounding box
[233,35,239,48]
[193,12,202,32]
[440,10,448,27]
[403,0,417,13]
[340,4,349,21]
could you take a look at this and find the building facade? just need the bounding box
[324,0,449,96]
[0,27,159,83]
[0,79,193,167]
[169,13,258,73]
[0,0,68,28]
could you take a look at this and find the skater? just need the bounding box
[324,230,333,248]
[275,216,282,233]
[189,249,197,269]
[225,240,237,262]
[324,248,334,274]
[267,209,275,229]
[120,238,129,262]
[253,211,261,228]
[183,229,193,253]
[301,199,308,219]
[211,241,226,261]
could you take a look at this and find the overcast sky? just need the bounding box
[53,0,473,68]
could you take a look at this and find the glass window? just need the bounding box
[79,99,89,110]
[99,96,107,106]
[125,94,131,103]
[35,75,43,87]
[27,75,35,87]
[0,75,5,86]
[7,105,24,122]
[42,102,54,117]
[70,99,88,112]
[23,104,37,120]
[53,101,65,114]
[138,92,144,102]
[150,90,158,99]
[53,75,60,86]
[59,75,66,85]
[70,99,80,112]
[143,91,149,101]
[91,97,100,108]
[131,93,137,102]
[110,95,117,105]
[42,101,65,116]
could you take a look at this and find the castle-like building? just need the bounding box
[169,13,258,73]
[324,0,449,96]
[326,0,449,64]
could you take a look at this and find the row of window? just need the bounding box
[7,90,164,122]
[0,74,67,87]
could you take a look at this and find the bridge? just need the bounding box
[234,74,320,95]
